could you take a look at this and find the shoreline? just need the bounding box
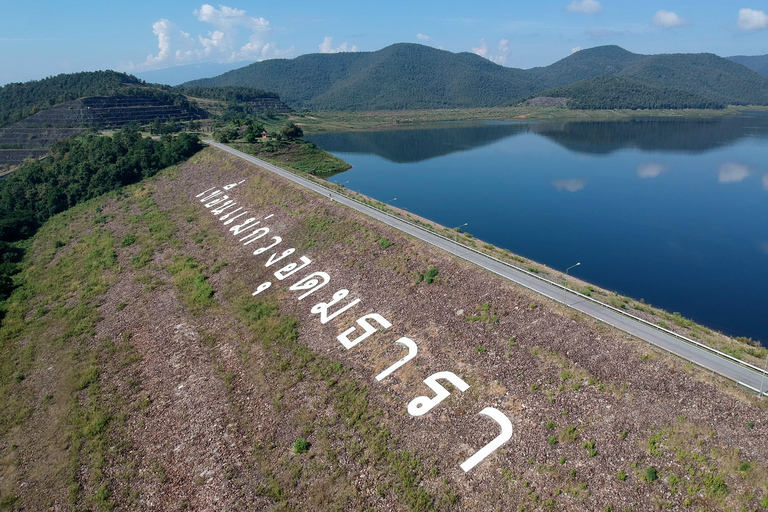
[295,105,768,135]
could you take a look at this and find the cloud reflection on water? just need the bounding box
[718,163,751,183]
[551,178,586,192]
[637,163,667,178]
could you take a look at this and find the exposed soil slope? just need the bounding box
[1,148,767,511]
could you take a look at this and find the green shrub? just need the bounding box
[617,470,627,481]
[293,438,310,454]
[703,472,728,498]
[120,234,137,247]
[644,467,658,482]
[424,267,439,284]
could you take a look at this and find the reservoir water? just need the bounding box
[308,112,768,344]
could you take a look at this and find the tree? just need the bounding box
[281,122,303,140]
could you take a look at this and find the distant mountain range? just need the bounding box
[184,44,768,110]
[726,55,768,77]
[135,61,254,86]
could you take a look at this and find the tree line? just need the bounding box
[0,127,202,304]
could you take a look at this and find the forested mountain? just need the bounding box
[185,44,768,110]
[0,71,144,127]
[529,45,646,90]
[727,55,768,77]
[617,53,768,105]
[186,43,537,109]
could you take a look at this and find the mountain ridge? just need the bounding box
[184,43,768,110]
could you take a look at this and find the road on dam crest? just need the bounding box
[205,141,767,396]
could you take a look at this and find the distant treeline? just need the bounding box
[0,127,202,302]
[542,76,726,110]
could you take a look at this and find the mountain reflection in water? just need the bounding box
[308,112,768,163]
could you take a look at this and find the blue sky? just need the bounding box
[1,1,766,85]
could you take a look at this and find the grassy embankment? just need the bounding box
[231,139,351,175]
[1,147,767,510]
[0,154,447,510]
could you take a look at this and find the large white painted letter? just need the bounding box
[253,236,282,255]
[252,282,272,296]
[336,313,392,350]
[311,290,361,325]
[200,190,223,202]
[375,337,418,381]
[205,195,229,208]
[274,256,311,281]
[222,180,245,190]
[407,371,469,417]
[195,186,216,198]
[241,227,269,245]
[219,207,243,221]
[223,211,248,225]
[211,201,236,215]
[229,218,258,235]
[289,272,331,300]
[265,248,295,267]
[459,408,513,472]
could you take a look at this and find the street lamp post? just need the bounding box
[452,223,468,242]
[385,197,397,205]
[564,262,581,307]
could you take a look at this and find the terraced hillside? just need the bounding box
[0,95,202,169]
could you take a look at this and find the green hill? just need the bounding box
[617,53,768,105]
[727,54,768,77]
[185,44,768,111]
[185,43,537,109]
[0,71,145,127]
[529,45,645,89]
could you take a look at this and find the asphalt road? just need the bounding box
[205,141,768,396]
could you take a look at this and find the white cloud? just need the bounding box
[472,41,489,58]
[719,163,751,183]
[571,46,583,53]
[318,36,358,54]
[738,8,768,30]
[122,4,291,71]
[472,39,510,65]
[653,10,689,28]
[417,33,430,41]
[566,0,602,14]
[552,178,586,192]
[637,163,667,179]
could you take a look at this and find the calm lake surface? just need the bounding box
[307,113,768,343]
